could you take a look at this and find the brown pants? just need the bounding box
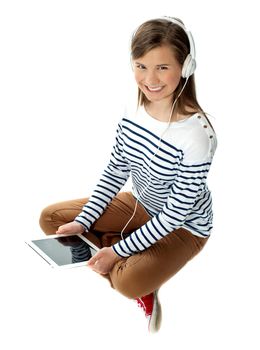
[39,192,208,299]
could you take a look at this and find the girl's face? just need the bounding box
[133,45,182,105]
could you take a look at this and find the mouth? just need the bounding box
[145,85,164,92]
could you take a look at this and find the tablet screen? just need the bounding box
[31,235,96,266]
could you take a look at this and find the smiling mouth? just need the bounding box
[145,85,164,92]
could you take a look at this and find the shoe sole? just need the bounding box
[149,290,162,333]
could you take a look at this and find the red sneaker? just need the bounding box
[136,290,162,333]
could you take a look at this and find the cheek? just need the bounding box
[166,74,182,89]
[134,71,142,84]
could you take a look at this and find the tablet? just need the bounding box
[26,234,99,269]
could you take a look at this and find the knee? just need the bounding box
[110,261,151,299]
[112,279,140,299]
[39,204,57,235]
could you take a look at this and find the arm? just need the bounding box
[75,122,131,230]
[112,157,212,257]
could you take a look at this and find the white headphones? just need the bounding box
[160,16,196,79]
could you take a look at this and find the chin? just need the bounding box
[144,95,164,103]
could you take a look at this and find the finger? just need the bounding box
[87,256,98,267]
[57,224,74,235]
[57,228,68,235]
[56,226,64,234]
[91,264,107,275]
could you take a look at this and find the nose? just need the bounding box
[145,70,160,86]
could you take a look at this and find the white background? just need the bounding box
[1,0,259,349]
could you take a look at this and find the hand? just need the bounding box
[56,221,85,235]
[87,247,122,275]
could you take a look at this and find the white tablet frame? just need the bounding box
[25,233,100,269]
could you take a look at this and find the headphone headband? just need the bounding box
[160,16,196,78]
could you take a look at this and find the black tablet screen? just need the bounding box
[32,235,96,266]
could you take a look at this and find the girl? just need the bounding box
[39,17,217,333]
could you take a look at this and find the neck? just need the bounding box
[145,100,177,122]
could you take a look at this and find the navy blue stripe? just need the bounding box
[104,169,127,181]
[103,174,125,186]
[123,239,136,254]
[122,118,184,155]
[93,190,113,201]
[133,231,147,250]
[174,182,198,194]
[196,199,211,213]
[118,241,129,255]
[150,219,164,237]
[181,161,211,169]
[174,179,201,188]
[123,136,179,170]
[112,147,126,161]
[168,193,191,206]
[82,209,97,221]
[171,188,196,201]
[108,160,130,173]
[164,201,187,215]
[112,245,125,258]
[156,216,169,233]
[130,235,141,251]
[175,174,207,184]
[90,195,108,206]
[123,148,179,178]
[123,126,182,164]
[75,216,92,227]
[141,192,164,211]
[163,208,186,221]
[140,227,153,245]
[110,153,130,168]
[147,221,164,239]
[132,168,176,194]
[75,219,89,230]
[83,205,100,217]
[87,200,104,211]
[100,179,121,191]
[179,167,209,176]
[96,184,117,196]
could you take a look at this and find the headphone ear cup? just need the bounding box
[182,54,196,78]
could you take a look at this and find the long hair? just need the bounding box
[131,18,204,117]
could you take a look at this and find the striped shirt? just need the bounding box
[75,105,217,257]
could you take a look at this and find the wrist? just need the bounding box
[110,246,122,261]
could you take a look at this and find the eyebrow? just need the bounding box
[134,62,171,67]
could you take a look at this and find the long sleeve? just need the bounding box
[112,157,212,257]
[75,122,131,230]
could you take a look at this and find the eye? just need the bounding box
[135,64,146,70]
[158,66,169,70]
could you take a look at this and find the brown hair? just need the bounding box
[131,18,204,117]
